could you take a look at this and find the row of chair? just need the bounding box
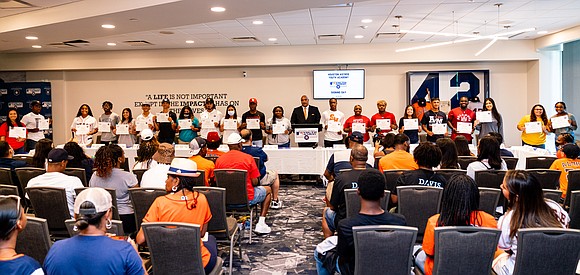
[374,156,557,171]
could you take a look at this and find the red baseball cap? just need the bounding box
[249,98,258,104]
[206,131,221,143]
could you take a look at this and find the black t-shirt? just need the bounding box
[242,110,266,140]
[420,110,448,142]
[157,111,177,140]
[337,212,407,275]
[330,169,365,227]
[394,168,447,195]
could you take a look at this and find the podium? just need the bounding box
[292,124,322,148]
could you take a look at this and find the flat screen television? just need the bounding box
[313,69,365,99]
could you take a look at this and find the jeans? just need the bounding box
[314,249,341,275]
[26,139,37,152]
[252,140,263,148]
[13,146,26,155]
[522,141,545,149]
[277,142,290,148]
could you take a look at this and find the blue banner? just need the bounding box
[0,82,53,139]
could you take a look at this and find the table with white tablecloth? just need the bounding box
[506,146,554,169]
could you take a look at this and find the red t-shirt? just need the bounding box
[371,112,397,135]
[447,107,475,141]
[0,122,27,150]
[215,150,260,200]
[343,115,371,142]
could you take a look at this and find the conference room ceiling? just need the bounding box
[1,0,579,53]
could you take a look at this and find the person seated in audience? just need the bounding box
[136,158,217,273]
[188,137,215,186]
[454,135,474,156]
[44,188,144,274]
[240,129,282,209]
[0,141,28,197]
[132,130,158,170]
[549,143,580,200]
[373,132,395,158]
[27,148,83,217]
[215,133,272,234]
[555,132,574,159]
[205,131,225,158]
[493,170,569,275]
[392,142,446,204]
[315,169,406,275]
[89,145,138,234]
[378,133,418,172]
[435,138,460,169]
[417,174,497,275]
[487,132,514,157]
[31,138,53,168]
[322,145,370,238]
[139,143,175,189]
[0,195,43,274]
[323,132,366,183]
[466,136,507,180]
[64,141,95,182]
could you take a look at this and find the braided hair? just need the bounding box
[170,175,200,210]
[437,174,481,227]
[94,144,124,178]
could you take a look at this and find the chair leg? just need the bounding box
[229,235,235,275]
[249,208,253,244]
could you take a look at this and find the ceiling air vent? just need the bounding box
[375,32,402,39]
[47,40,89,49]
[0,0,33,9]
[231,37,260,42]
[317,34,343,40]
[123,40,154,46]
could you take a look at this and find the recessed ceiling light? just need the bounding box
[186,40,195,44]
[101,24,115,29]
[25,36,38,40]
[32,45,42,48]
[537,30,548,35]
[107,42,116,46]
[252,20,263,25]
[268,38,277,42]
[354,35,364,39]
[211,7,225,12]
[361,19,372,24]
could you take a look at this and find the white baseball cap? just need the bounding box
[74,188,112,215]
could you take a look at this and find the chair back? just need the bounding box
[435,169,466,182]
[383,170,409,195]
[25,186,70,234]
[13,155,33,165]
[345,189,390,218]
[478,187,501,216]
[63,167,88,187]
[512,228,580,275]
[542,189,562,202]
[432,226,501,275]
[193,170,206,186]
[565,170,580,207]
[214,169,250,206]
[193,187,229,237]
[75,187,120,220]
[15,167,45,191]
[352,225,417,275]
[457,156,478,170]
[397,186,443,239]
[15,217,51,264]
[128,188,166,230]
[64,218,124,237]
[142,222,206,274]
[0,184,18,196]
[526,169,560,190]
[374,156,381,169]
[569,191,580,229]
[132,169,147,184]
[525,156,557,169]
[502,157,519,170]
[474,170,506,188]
[0,167,14,185]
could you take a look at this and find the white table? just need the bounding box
[507,146,554,170]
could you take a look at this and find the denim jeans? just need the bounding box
[314,249,341,275]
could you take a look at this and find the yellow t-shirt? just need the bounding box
[549,158,580,198]
[518,114,546,145]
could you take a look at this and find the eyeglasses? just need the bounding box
[0,195,22,232]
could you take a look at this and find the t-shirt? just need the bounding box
[0,121,27,150]
[266,117,292,145]
[399,117,419,144]
[371,112,397,135]
[394,169,447,195]
[517,115,546,146]
[343,115,371,142]
[140,164,170,189]
[70,115,98,145]
[156,111,177,142]
[326,150,353,176]
[215,150,260,200]
[178,117,199,143]
[448,107,475,141]
[337,212,407,275]
[89,168,138,215]
[21,112,47,141]
[549,158,580,198]
[44,235,144,275]
[143,192,212,267]
[378,150,418,172]
[422,212,497,275]
[241,110,266,141]
[242,145,268,179]
[329,169,365,227]
[466,159,508,180]
[321,110,345,141]
[421,110,448,142]
[0,255,43,275]
[219,117,240,143]
[135,113,154,133]
[189,155,215,186]
[200,109,223,139]
[27,172,84,217]
[99,112,121,142]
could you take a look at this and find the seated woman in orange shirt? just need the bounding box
[136,158,217,273]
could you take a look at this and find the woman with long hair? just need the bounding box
[89,145,138,234]
[466,136,507,179]
[517,104,549,148]
[136,158,217,274]
[265,106,292,148]
[0,195,43,274]
[116,108,137,147]
[177,106,200,144]
[548,101,577,147]
[219,104,241,143]
[31,138,53,168]
[419,174,497,275]
[474,98,503,142]
[0,108,27,154]
[64,141,95,182]
[493,170,569,274]
[398,105,421,144]
[454,135,473,156]
[44,188,144,274]
[436,138,460,169]
[133,139,159,170]
[70,104,98,146]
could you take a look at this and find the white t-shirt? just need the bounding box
[200,109,223,139]
[220,117,241,143]
[466,159,507,180]
[70,115,98,145]
[321,110,345,141]
[133,159,158,170]
[21,112,47,141]
[26,172,84,217]
[266,117,292,145]
[140,164,170,189]
[135,113,154,133]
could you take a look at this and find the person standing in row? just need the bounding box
[21,100,49,152]
[135,102,155,140]
[0,108,27,154]
[115,108,137,147]
[398,105,421,144]
[343,105,371,143]
[71,104,98,146]
[548,101,577,147]
[200,98,223,139]
[371,100,398,139]
[219,104,241,143]
[517,104,549,148]
[447,96,475,142]
[176,106,200,144]
[265,106,292,148]
[474,98,503,142]
[154,98,177,144]
[98,101,120,145]
[321,98,345,148]
[290,95,321,147]
[241,98,266,148]
[421,98,448,143]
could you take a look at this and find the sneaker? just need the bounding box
[270,199,282,209]
[254,222,272,234]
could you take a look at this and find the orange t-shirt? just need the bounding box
[422,211,498,275]
[143,192,212,267]
[189,155,215,187]
[378,150,418,172]
[549,157,580,198]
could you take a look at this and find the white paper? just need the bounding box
[91,144,104,148]
[246,118,260,130]
[135,120,148,132]
[457,122,472,134]
[432,123,447,135]
[38,119,50,130]
[9,127,26,138]
[525,121,542,134]
[403,119,419,130]
[294,128,318,143]
[156,113,169,123]
[263,145,278,150]
[351,122,366,134]
[75,124,90,135]
[551,115,570,129]
[273,123,286,134]
[175,144,189,150]
[223,119,238,130]
[116,124,129,135]
[476,111,492,123]
[327,120,342,132]
[375,119,391,130]
[178,119,192,129]
[200,119,213,129]
[98,122,111,132]
[117,143,127,148]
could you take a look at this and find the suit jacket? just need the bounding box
[291,105,321,125]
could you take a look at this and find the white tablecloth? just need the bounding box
[507,146,554,170]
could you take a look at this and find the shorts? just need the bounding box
[324,208,337,232]
[260,170,277,186]
[248,186,267,205]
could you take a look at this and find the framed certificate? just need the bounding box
[246,118,260,130]
[476,111,492,123]
[457,122,472,134]
[403,119,419,130]
[525,121,542,134]
[98,122,111,132]
[156,113,169,123]
[178,119,192,129]
[551,115,570,129]
[352,122,366,133]
[116,124,129,135]
[76,124,90,135]
[432,123,447,135]
[9,127,26,138]
[375,119,391,130]
[223,119,238,130]
[38,119,50,130]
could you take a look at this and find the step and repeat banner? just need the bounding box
[0,82,53,139]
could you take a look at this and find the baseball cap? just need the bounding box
[226,133,245,145]
[140,129,154,141]
[141,102,151,106]
[167,158,200,177]
[249,98,258,104]
[348,132,364,144]
[152,143,175,164]
[47,148,74,163]
[189,137,207,155]
[74,188,112,215]
[30,100,41,107]
[161,98,170,104]
[206,132,220,143]
[562,143,580,159]
[205,98,215,104]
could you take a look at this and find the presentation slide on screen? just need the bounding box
[313,70,365,99]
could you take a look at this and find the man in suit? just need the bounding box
[291,95,321,147]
